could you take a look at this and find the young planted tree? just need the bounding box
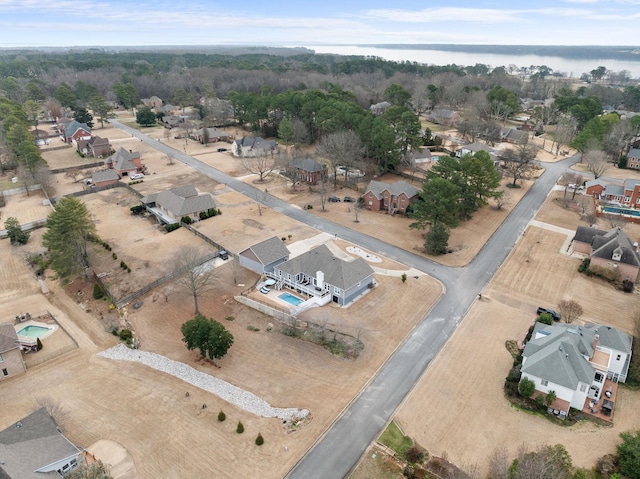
[173,247,219,315]
[518,377,535,397]
[181,314,234,364]
[42,197,96,279]
[4,217,29,245]
[557,300,583,324]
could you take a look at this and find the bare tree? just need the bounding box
[487,447,510,479]
[33,164,55,198]
[604,213,626,229]
[237,151,276,182]
[37,396,67,424]
[553,115,577,156]
[64,168,83,183]
[172,247,219,315]
[316,130,364,187]
[584,149,610,179]
[494,190,510,210]
[502,143,540,186]
[165,153,175,165]
[557,299,584,324]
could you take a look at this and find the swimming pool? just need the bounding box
[603,206,640,217]
[432,155,441,162]
[17,325,51,338]
[279,292,304,306]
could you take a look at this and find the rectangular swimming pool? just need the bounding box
[603,206,640,217]
[279,292,304,306]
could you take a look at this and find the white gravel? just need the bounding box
[98,344,309,422]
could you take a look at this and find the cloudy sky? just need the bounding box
[1,0,639,47]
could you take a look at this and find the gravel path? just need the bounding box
[98,344,309,421]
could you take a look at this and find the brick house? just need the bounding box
[0,323,26,381]
[76,136,111,158]
[363,180,420,214]
[286,158,327,185]
[60,120,92,144]
[627,148,640,170]
[585,179,608,197]
[587,178,640,209]
[91,169,120,188]
[142,96,163,109]
[192,127,234,144]
[232,136,278,157]
[141,185,216,224]
[500,128,529,145]
[572,226,640,282]
[105,147,142,177]
[428,109,460,126]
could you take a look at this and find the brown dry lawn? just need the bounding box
[395,215,640,475]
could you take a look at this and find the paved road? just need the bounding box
[109,120,576,478]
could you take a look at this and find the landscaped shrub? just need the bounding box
[119,329,132,341]
[120,261,125,268]
[255,433,264,446]
[589,264,621,282]
[578,258,590,273]
[112,252,117,260]
[181,215,192,224]
[93,284,105,299]
[130,205,145,214]
[236,421,244,433]
[218,411,226,422]
[406,445,427,464]
[623,279,634,293]
[165,223,181,232]
[537,312,554,325]
[518,377,535,397]
[225,316,235,321]
[545,390,557,406]
[36,337,43,351]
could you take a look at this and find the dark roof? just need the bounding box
[0,408,82,478]
[591,227,640,268]
[155,185,216,217]
[106,147,139,171]
[365,180,420,200]
[241,236,290,265]
[289,158,325,173]
[573,226,604,244]
[276,244,374,290]
[92,169,120,183]
[628,148,640,160]
[500,128,529,142]
[63,120,91,139]
[0,323,19,354]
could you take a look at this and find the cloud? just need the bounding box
[362,7,524,23]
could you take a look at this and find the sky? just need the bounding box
[1,0,640,48]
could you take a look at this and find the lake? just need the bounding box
[303,45,640,79]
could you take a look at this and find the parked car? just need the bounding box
[328,196,341,202]
[536,307,561,321]
[568,184,584,191]
[343,196,355,202]
[218,250,229,260]
[217,147,228,152]
[130,173,145,180]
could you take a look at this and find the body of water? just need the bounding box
[304,45,640,79]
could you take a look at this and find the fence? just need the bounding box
[114,251,219,308]
[18,310,79,368]
[182,223,229,252]
[234,295,297,324]
[55,182,125,202]
[50,161,105,174]
[0,184,43,196]
[40,144,72,152]
[0,217,48,239]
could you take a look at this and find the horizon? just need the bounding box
[2,1,640,48]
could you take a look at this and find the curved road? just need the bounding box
[110,120,576,478]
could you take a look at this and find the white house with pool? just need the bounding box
[267,244,375,308]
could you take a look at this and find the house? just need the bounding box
[363,180,420,214]
[141,95,163,109]
[0,323,26,381]
[428,109,460,126]
[192,127,234,144]
[270,244,375,306]
[238,236,291,274]
[232,136,278,157]
[76,136,111,158]
[160,115,185,129]
[521,322,632,413]
[60,120,92,144]
[585,178,609,197]
[500,127,529,145]
[455,142,501,166]
[91,169,120,188]
[0,407,84,477]
[105,147,142,177]
[410,148,432,164]
[588,178,640,208]
[370,101,392,116]
[627,148,640,170]
[140,185,216,224]
[572,226,640,282]
[159,104,178,115]
[286,158,327,185]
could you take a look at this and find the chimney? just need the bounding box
[592,333,599,351]
[316,271,325,290]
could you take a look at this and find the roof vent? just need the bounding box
[16,421,22,428]
[566,354,569,359]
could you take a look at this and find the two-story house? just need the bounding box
[363,180,420,215]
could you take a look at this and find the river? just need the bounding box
[302,45,640,79]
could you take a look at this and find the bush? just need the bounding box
[518,377,535,397]
[130,205,145,214]
[578,258,590,273]
[165,223,181,232]
[218,411,226,422]
[545,390,557,406]
[112,252,117,260]
[236,421,244,433]
[181,216,192,224]
[255,433,264,446]
[406,445,426,464]
[623,279,634,293]
[36,337,43,351]
[225,316,235,321]
[119,329,132,341]
[93,284,104,299]
[537,313,554,325]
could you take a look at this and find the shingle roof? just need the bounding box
[241,236,290,265]
[500,128,528,142]
[365,180,420,200]
[233,136,277,150]
[628,148,640,160]
[604,184,624,196]
[92,169,120,183]
[289,158,325,173]
[155,185,216,217]
[591,227,640,268]
[106,147,139,171]
[63,120,91,139]
[0,323,19,354]
[276,244,374,290]
[585,179,607,188]
[573,226,604,244]
[623,178,640,191]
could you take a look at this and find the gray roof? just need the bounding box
[500,128,528,142]
[585,178,607,188]
[155,185,216,217]
[573,226,604,244]
[429,109,456,119]
[628,148,640,160]
[92,169,120,183]
[195,127,231,139]
[591,227,640,268]
[0,408,82,478]
[604,184,624,196]
[63,120,91,138]
[276,244,374,290]
[0,323,19,354]
[106,147,139,171]
[241,236,290,265]
[233,136,277,150]
[365,180,420,200]
[623,178,640,191]
[289,158,325,173]
[582,323,632,354]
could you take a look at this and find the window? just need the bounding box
[595,372,604,382]
[0,353,3,363]
[2,369,8,377]
[541,379,548,386]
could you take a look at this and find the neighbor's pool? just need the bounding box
[17,325,51,338]
[279,292,304,306]
[432,155,441,162]
[603,206,640,217]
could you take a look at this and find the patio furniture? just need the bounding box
[601,399,614,416]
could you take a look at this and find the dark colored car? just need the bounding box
[328,196,341,202]
[536,307,561,321]
[217,147,228,152]
[343,196,355,202]
[219,250,229,260]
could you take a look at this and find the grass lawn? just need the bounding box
[378,420,414,459]
[0,176,16,191]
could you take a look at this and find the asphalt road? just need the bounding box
[109,120,576,478]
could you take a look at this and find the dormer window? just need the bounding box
[612,247,622,262]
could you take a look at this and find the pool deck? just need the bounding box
[14,320,58,345]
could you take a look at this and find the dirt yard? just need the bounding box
[0,189,53,225]
[395,216,640,476]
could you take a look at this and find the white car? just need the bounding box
[568,184,584,191]
[130,173,145,180]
